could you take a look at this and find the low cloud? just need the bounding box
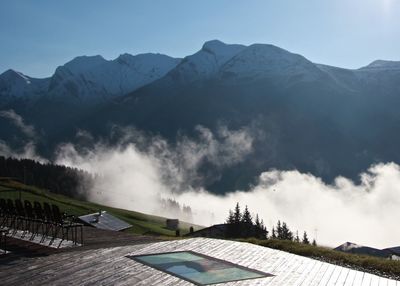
[179,164,400,249]
[55,126,400,249]
[0,109,36,138]
[2,111,398,249]
[55,125,254,203]
[0,140,47,163]
[0,109,46,163]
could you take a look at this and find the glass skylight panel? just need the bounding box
[130,251,272,285]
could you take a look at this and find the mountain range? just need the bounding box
[1,40,400,193]
[334,242,400,259]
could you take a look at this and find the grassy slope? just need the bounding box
[0,178,201,237]
[241,238,400,280]
[2,178,399,278]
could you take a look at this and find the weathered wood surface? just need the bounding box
[0,238,398,285]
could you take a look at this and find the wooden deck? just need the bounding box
[0,238,398,285]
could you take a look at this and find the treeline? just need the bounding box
[225,203,268,239]
[159,198,193,222]
[271,220,316,246]
[0,156,94,199]
[225,202,316,245]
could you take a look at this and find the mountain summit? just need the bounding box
[48,53,180,99]
[2,40,400,193]
[1,53,181,102]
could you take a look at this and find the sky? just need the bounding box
[0,0,400,78]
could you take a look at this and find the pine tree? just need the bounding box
[241,205,252,224]
[233,202,241,224]
[312,239,317,246]
[276,220,283,239]
[260,219,268,239]
[281,222,293,241]
[302,231,310,244]
[226,209,234,224]
[255,214,260,228]
[271,227,276,239]
[254,214,261,238]
[225,209,235,238]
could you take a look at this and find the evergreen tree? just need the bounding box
[302,231,310,244]
[0,156,94,200]
[260,219,268,239]
[241,205,252,224]
[225,209,235,237]
[276,220,283,239]
[271,227,276,239]
[281,222,293,241]
[226,209,234,224]
[312,239,317,246]
[254,214,261,237]
[233,202,241,224]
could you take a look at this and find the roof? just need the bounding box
[184,224,227,238]
[1,238,398,285]
[78,211,132,231]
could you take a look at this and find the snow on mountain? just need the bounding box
[220,44,323,83]
[2,40,400,102]
[0,69,48,100]
[167,40,246,83]
[334,242,392,258]
[335,242,363,251]
[48,53,180,99]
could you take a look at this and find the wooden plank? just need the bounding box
[20,247,134,286]
[361,272,373,286]
[316,264,337,286]
[268,253,300,286]
[335,268,350,286]
[308,262,330,286]
[292,260,318,286]
[343,269,357,286]
[352,271,365,286]
[2,237,400,286]
[370,275,381,286]
[284,257,316,285]
[378,278,389,286]
[300,261,324,286]
[326,266,344,286]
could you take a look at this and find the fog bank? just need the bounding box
[55,127,400,249]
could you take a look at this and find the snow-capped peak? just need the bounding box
[220,43,322,82]
[338,242,362,251]
[48,52,180,99]
[201,40,246,66]
[0,69,32,85]
[62,55,107,74]
[166,40,246,83]
[0,69,49,99]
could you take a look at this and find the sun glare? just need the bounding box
[382,0,393,13]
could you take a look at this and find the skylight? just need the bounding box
[130,251,272,285]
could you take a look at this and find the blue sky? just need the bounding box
[1,0,399,78]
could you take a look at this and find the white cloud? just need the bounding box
[55,126,400,249]
[0,109,47,162]
[0,109,36,138]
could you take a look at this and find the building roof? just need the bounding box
[78,211,132,231]
[184,224,227,238]
[0,238,398,285]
